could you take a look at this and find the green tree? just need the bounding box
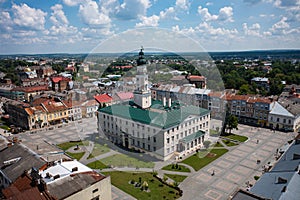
[226,114,238,134]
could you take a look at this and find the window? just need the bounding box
[92,188,99,193]
[153,137,156,143]
[167,138,170,143]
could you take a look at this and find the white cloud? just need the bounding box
[116,0,151,20]
[12,3,47,30]
[0,11,13,32]
[206,2,213,6]
[50,4,69,25]
[274,0,300,10]
[159,7,177,20]
[243,23,261,36]
[79,0,111,27]
[218,7,233,22]
[198,6,218,21]
[62,0,86,7]
[198,6,234,22]
[136,15,159,27]
[175,0,190,11]
[197,22,238,36]
[271,17,290,30]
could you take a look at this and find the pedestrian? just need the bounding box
[211,170,215,176]
[257,139,259,144]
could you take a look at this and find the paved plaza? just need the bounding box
[4,117,297,200]
[179,124,296,200]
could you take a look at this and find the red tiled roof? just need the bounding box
[51,76,70,83]
[116,92,134,100]
[12,85,49,93]
[188,75,206,81]
[94,94,112,103]
[41,99,68,113]
[2,173,54,200]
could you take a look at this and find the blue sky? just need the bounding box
[0,0,299,54]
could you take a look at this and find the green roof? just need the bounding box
[180,130,205,143]
[99,100,210,129]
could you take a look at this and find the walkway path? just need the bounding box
[179,125,296,200]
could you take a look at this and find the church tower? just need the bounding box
[133,47,152,109]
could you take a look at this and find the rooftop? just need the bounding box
[180,130,205,143]
[94,93,113,104]
[0,144,46,183]
[250,139,300,200]
[99,99,210,129]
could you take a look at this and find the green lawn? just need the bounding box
[162,164,191,172]
[101,154,155,168]
[57,140,88,151]
[87,160,108,169]
[210,129,219,136]
[222,139,238,146]
[165,174,187,183]
[87,143,110,159]
[224,134,248,142]
[66,152,85,160]
[103,171,181,200]
[214,142,224,147]
[181,148,228,171]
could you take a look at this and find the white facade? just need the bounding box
[99,110,210,161]
[133,65,152,109]
[268,102,299,132]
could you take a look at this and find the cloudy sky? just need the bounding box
[0,0,299,54]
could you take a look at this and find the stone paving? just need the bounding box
[179,124,297,200]
[3,117,297,200]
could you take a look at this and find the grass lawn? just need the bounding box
[103,171,181,200]
[209,129,219,136]
[57,140,88,151]
[224,134,248,142]
[87,143,110,159]
[214,142,224,147]
[181,148,228,171]
[66,152,85,160]
[101,154,155,168]
[222,139,238,146]
[165,174,187,183]
[162,164,191,172]
[87,160,108,169]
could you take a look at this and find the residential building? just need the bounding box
[94,93,113,107]
[25,106,48,129]
[0,144,46,189]
[2,170,55,200]
[251,77,270,91]
[40,97,69,125]
[40,160,111,200]
[50,76,72,92]
[249,136,300,200]
[268,100,300,132]
[3,99,31,130]
[12,84,49,102]
[187,75,207,89]
[98,49,210,160]
[82,99,98,118]
[151,84,211,109]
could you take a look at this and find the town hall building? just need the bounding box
[97,48,211,160]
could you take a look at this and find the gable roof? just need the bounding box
[94,93,112,104]
[269,102,294,117]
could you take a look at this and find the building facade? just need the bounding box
[98,49,210,161]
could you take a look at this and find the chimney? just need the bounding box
[53,174,60,180]
[163,97,166,107]
[168,98,172,107]
[72,167,78,172]
[277,177,287,184]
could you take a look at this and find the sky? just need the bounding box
[0,0,299,54]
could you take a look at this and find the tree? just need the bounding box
[203,141,211,149]
[226,114,238,134]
